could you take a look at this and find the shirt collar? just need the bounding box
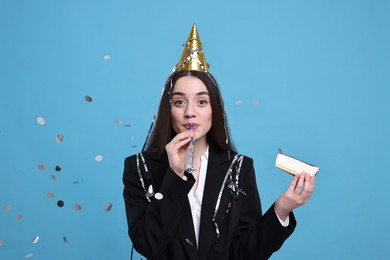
[201,145,209,161]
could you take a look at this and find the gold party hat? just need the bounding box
[175,24,209,72]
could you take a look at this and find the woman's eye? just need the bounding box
[198,100,208,106]
[174,100,185,106]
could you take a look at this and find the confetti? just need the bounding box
[38,164,47,170]
[55,165,62,171]
[47,192,55,199]
[37,117,46,125]
[63,236,68,243]
[57,200,64,207]
[56,134,64,143]
[3,205,12,212]
[115,120,122,124]
[85,95,92,102]
[51,175,58,181]
[235,100,242,105]
[32,235,39,244]
[16,214,22,220]
[73,204,81,211]
[252,99,260,105]
[25,253,33,259]
[103,202,113,212]
[154,193,163,200]
[123,124,132,128]
[0,240,4,246]
[103,55,111,60]
[146,185,154,198]
[95,155,103,162]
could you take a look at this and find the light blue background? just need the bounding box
[1,0,389,259]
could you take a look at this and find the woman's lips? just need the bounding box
[185,124,198,130]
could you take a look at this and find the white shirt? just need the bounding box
[186,147,289,247]
[187,147,209,247]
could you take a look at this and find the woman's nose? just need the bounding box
[184,103,196,118]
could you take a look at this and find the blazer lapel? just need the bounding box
[178,199,199,260]
[198,146,232,260]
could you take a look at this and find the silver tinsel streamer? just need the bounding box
[212,154,244,238]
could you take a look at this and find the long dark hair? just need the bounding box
[143,70,236,158]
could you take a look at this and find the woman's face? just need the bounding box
[171,76,212,143]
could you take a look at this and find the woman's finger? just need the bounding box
[287,175,299,193]
[294,172,306,195]
[300,175,316,203]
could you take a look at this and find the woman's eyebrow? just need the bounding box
[171,91,209,96]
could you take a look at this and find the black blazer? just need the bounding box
[123,145,296,260]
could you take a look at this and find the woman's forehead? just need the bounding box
[173,76,207,93]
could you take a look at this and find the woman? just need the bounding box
[123,24,315,260]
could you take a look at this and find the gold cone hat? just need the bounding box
[175,24,209,72]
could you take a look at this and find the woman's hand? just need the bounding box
[165,131,194,176]
[274,172,316,221]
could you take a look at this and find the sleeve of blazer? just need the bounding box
[122,156,195,258]
[231,157,297,260]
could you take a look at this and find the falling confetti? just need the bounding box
[103,202,113,212]
[95,155,103,162]
[252,99,260,105]
[73,204,81,211]
[154,193,163,200]
[130,135,136,141]
[84,96,92,102]
[37,117,46,125]
[104,55,111,60]
[56,134,64,143]
[55,165,62,172]
[63,236,68,243]
[51,175,58,181]
[16,214,23,220]
[235,100,242,105]
[57,200,64,207]
[3,205,12,212]
[0,240,4,246]
[25,253,34,259]
[38,164,47,170]
[123,124,132,128]
[47,192,55,199]
[115,120,122,124]
[32,235,39,244]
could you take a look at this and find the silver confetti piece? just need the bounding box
[32,235,39,244]
[73,204,81,211]
[154,193,163,200]
[84,95,92,102]
[103,202,113,212]
[56,134,63,143]
[37,117,46,125]
[146,184,154,197]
